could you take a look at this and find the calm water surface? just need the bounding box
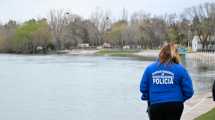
[0,54,214,120]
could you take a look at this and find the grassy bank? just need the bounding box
[95,49,157,61]
[195,108,215,120]
[95,49,139,57]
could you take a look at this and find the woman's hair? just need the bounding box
[159,43,180,64]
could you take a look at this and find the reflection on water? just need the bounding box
[185,58,215,93]
[0,54,150,120]
[0,54,214,120]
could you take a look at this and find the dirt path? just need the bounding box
[133,50,159,58]
[57,49,99,55]
[182,92,215,120]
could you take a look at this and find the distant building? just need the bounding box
[36,46,44,53]
[96,46,103,50]
[103,43,112,48]
[78,43,90,48]
[123,45,130,49]
[36,46,43,51]
[192,36,215,52]
[192,36,202,52]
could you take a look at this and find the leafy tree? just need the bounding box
[105,20,128,48]
[12,19,52,53]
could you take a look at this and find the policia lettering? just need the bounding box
[152,70,174,85]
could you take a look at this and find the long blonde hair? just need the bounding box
[159,43,180,64]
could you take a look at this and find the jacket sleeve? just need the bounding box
[213,80,215,101]
[181,67,194,102]
[140,67,150,101]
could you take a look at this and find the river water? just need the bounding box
[0,54,214,120]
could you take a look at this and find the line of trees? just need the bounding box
[0,2,215,54]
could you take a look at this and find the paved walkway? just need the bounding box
[134,50,215,120]
[182,92,215,120]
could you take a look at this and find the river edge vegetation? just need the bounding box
[195,108,215,120]
[95,49,157,61]
[95,49,139,57]
[0,2,215,54]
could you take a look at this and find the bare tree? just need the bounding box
[48,9,68,50]
[183,3,215,49]
[90,8,112,45]
[0,20,17,52]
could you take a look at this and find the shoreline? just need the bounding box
[106,50,215,119]
[182,91,215,120]
[62,49,215,119]
[2,49,214,60]
[0,49,214,119]
[58,49,100,55]
[133,50,159,58]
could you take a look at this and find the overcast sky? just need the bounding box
[0,0,214,23]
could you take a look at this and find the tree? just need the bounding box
[184,3,215,49]
[12,19,52,53]
[90,8,112,45]
[0,20,17,52]
[82,20,100,47]
[31,19,52,53]
[61,19,88,49]
[48,9,68,50]
[105,20,128,48]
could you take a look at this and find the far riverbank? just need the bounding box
[60,49,215,63]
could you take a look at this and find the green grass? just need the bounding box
[95,49,157,61]
[195,108,215,120]
[95,49,139,57]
